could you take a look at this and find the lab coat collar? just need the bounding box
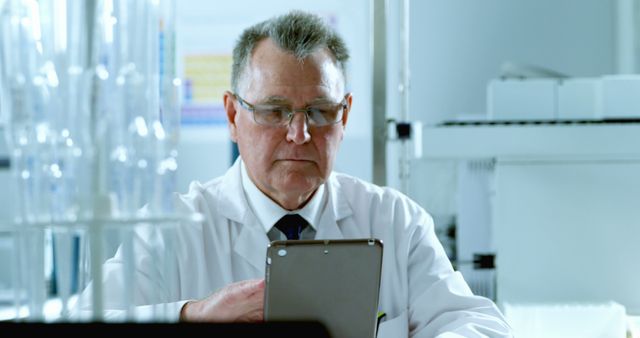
[217,157,247,224]
[315,172,354,239]
[235,210,269,274]
[218,158,269,273]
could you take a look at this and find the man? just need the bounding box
[100,10,512,337]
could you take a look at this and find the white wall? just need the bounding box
[175,0,372,192]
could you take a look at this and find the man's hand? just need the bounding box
[180,279,265,322]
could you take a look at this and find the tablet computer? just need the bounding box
[264,239,383,338]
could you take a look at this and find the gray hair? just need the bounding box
[231,10,349,93]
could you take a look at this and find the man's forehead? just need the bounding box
[258,95,338,105]
[239,39,344,91]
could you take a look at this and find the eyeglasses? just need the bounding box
[233,93,348,127]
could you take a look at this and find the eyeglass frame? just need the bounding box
[232,93,349,127]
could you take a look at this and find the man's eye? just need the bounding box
[309,107,328,114]
[256,107,286,115]
[255,107,287,123]
[269,107,288,115]
[310,106,338,117]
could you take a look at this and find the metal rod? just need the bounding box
[372,0,387,186]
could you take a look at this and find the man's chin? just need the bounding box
[274,161,321,177]
[277,159,316,168]
[282,175,322,190]
[277,174,323,193]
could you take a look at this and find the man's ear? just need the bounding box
[340,93,353,140]
[224,91,238,143]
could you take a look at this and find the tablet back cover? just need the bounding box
[264,239,383,338]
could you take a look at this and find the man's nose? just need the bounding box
[286,111,311,144]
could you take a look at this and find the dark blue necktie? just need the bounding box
[274,214,308,240]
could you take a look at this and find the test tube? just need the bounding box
[1,0,182,322]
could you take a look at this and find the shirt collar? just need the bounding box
[240,159,326,234]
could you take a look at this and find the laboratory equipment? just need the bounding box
[0,0,194,322]
[601,75,640,119]
[503,302,628,338]
[557,78,602,120]
[487,78,558,121]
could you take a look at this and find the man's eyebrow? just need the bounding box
[261,96,291,105]
[260,96,336,106]
[307,97,335,105]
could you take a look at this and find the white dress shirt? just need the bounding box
[240,160,323,241]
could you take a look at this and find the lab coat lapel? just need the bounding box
[217,158,246,225]
[234,211,269,274]
[315,174,353,239]
[218,158,269,274]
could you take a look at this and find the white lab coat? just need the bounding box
[100,158,513,337]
